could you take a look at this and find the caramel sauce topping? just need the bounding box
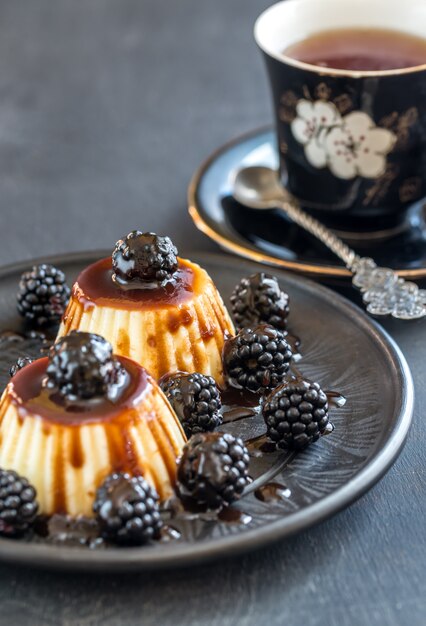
[73,257,196,311]
[8,357,149,426]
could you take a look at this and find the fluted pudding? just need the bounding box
[0,333,186,517]
[57,232,234,385]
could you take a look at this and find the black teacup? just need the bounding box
[255,0,426,238]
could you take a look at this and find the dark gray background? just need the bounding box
[0,1,424,625]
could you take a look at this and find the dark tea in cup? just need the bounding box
[283,28,426,72]
[255,0,426,237]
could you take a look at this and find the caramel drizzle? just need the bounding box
[145,412,176,491]
[53,432,66,514]
[70,427,84,469]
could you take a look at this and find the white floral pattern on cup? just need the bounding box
[290,100,340,168]
[290,100,397,180]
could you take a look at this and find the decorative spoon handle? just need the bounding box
[277,197,426,320]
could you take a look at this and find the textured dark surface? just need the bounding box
[0,1,424,625]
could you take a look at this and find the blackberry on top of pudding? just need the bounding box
[45,331,128,405]
[57,232,235,385]
[0,331,186,517]
[112,231,179,289]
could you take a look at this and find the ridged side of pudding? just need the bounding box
[57,258,234,386]
[0,358,186,517]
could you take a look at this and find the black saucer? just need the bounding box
[188,128,426,283]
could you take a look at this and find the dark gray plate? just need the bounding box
[0,251,414,571]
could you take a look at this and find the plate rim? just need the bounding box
[188,126,426,281]
[0,250,414,571]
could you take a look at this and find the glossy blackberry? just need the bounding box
[45,331,126,403]
[177,432,251,509]
[264,380,329,450]
[223,324,292,394]
[160,372,222,437]
[0,469,39,537]
[230,273,290,330]
[9,356,34,378]
[93,473,162,545]
[112,231,178,287]
[17,264,70,326]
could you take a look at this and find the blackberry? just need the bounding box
[45,331,126,403]
[230,273,290,330]
[112,231,178,287]
[177,432,251,509]
[0,469,39,536]
[93,473,162,545]
[17,264,70,326]
[9,356,34,377]
[160,372,222,437]
[223,324,292,394]
[264,380,329,450]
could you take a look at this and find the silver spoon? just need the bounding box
[232,166,426,320]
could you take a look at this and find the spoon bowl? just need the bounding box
[232,166,289,209]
